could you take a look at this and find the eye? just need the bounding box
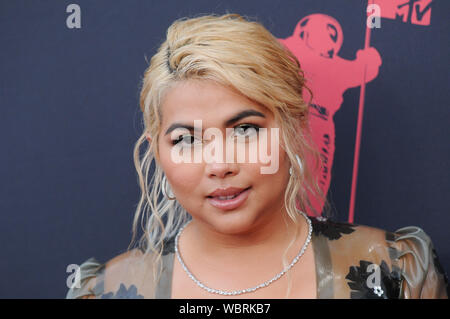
[232,124,260,138]
[171,134,202,146]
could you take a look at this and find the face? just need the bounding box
[153,79,291,235]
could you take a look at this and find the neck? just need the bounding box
[179,208,307,267]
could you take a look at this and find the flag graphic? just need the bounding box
[348,0,433,223]
[371,0,432,25]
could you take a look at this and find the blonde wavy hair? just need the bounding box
[129,12,331,298]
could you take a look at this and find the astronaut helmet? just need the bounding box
[294,13,344,58]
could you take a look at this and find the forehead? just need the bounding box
[160,80,272,126]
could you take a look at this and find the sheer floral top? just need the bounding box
[66,216,449,299]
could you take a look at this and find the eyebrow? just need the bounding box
[164,109,266,136]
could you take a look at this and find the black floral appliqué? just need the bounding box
[101,283,144,299]
[310,216,356,240]
[345,260,402,299]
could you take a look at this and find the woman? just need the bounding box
[66,13,449,299]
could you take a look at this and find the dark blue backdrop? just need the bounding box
[1,0,448,298]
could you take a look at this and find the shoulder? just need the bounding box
[65,235,178,299]
[103,248,147,276]
[310,216,394,269]
[66,248,154,299]
[309,216,433,251]
[311,215,444,270]
[310,216,449,299]
[65,255,105,299]
[385,225,449,298]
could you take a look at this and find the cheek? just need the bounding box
[246,148,289,187]
[169,165,201,193]
[255,144,289,192]
[158,146,203,196]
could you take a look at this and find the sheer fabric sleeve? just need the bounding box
[388,226,449,299]
[66,257,106,299]
[66,249,159,299]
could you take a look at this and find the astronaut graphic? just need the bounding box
[278,14,382,217]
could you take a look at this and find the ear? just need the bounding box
[145,132,161,164]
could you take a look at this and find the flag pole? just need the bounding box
[348,0,373,223]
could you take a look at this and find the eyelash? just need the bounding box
[171,123,261,146]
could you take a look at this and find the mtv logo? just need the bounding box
[373,0,432,26]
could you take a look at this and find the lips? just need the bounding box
[207,187,250,198]
[206,187,251,211]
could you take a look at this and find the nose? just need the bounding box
[206,162,239,179]
[203,133,240,178]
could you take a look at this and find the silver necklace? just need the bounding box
[174,210,312,296]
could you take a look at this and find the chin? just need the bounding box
[205,212,260,235]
